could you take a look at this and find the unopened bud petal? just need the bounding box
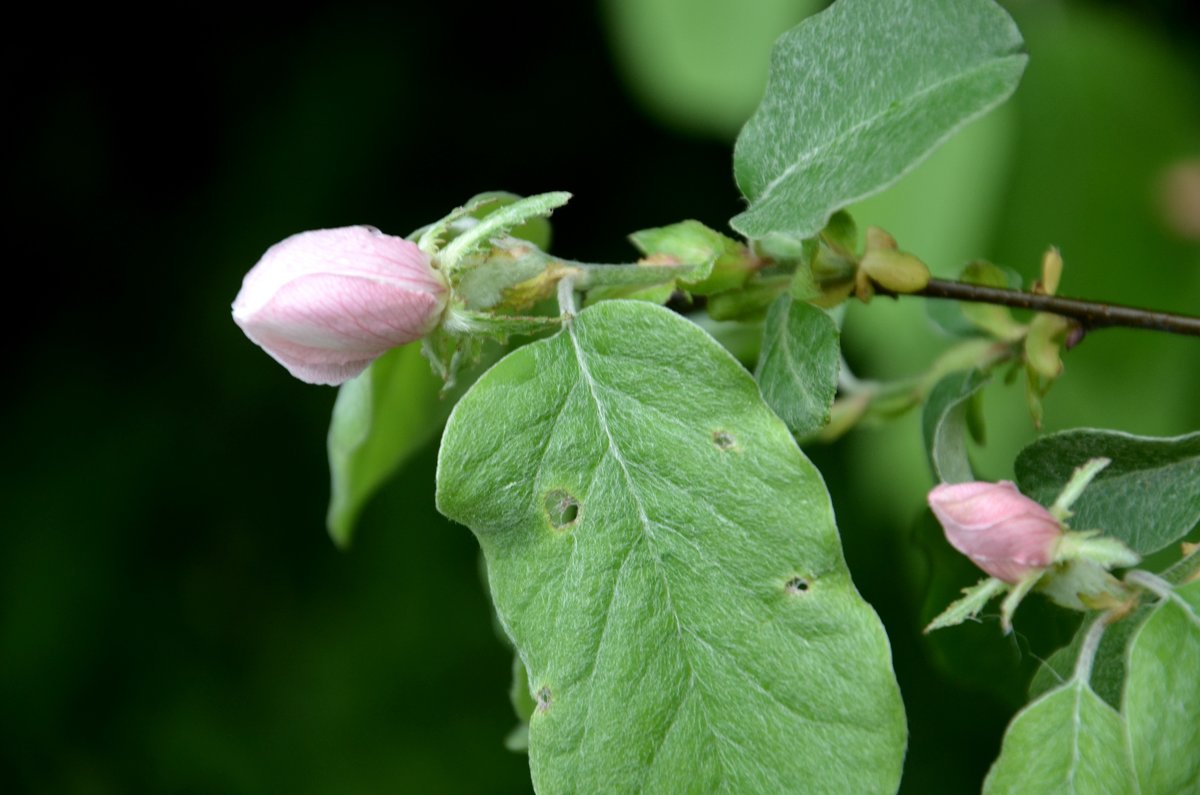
[928,481,1063,583]
[233,226,448,385]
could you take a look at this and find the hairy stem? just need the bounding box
[1072,613,1111,685]
[907,278,1200,338]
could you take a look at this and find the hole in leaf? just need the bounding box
[785,576,810,595]
[535,685,552,713]
[544,489,580,531]
[712,430,736,451]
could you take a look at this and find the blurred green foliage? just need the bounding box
[2,1,1197,793]
[603,0,822,137]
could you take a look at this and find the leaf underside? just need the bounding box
[437,301,905,793]
[1015,429,1200,555]
[327,344,445,547]
[922,369,990,484]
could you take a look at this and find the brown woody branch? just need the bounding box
[906,278,1200,338]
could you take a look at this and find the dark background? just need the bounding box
[3,2,1197,793]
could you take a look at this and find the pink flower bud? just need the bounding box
[928,481,1063,584]
[233,226,447,385]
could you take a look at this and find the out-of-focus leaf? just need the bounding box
[731,0,1026,239]
[326,344,446,548]
[922,369,990,483]
[1015,429,1200,555]
[912,511,1058,706]
[505,653,535,752]
[602,0,821,137]
[1124,579,1200,794]
[984,3,1200,466]
[839,98,1017,531]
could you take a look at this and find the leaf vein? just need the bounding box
[567,321,732,777]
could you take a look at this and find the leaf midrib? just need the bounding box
[566,319,726,786]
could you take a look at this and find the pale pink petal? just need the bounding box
[929,481,1062,583]
[232,226,447,385]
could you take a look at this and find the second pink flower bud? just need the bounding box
[928,480,1063,584]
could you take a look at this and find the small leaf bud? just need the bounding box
[859,249,931,294]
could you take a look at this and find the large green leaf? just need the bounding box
[436,301,905,793]
[1015,429,1200,555]
[983,679,1136,794]
[326,344,446,548]
[754,296,840,437]
[1124,579,1200,795]
[730,0,1026,239]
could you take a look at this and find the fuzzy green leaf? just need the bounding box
[983,678,1136,794]
[1124,579,1200,795]
[731,0,1026,239]
[436,301,905,793]
[1015,430,1200,554]
[754,297,840,437]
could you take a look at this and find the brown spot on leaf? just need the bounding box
[544,489,580,531]
[785,576,811,595]
[535,686,552,713]
[712,430,737,451]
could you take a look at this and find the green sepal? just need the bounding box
[410,191,555,252]
[438,192,571,270]
[454,240,562,311]
[925,577,1008,633]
